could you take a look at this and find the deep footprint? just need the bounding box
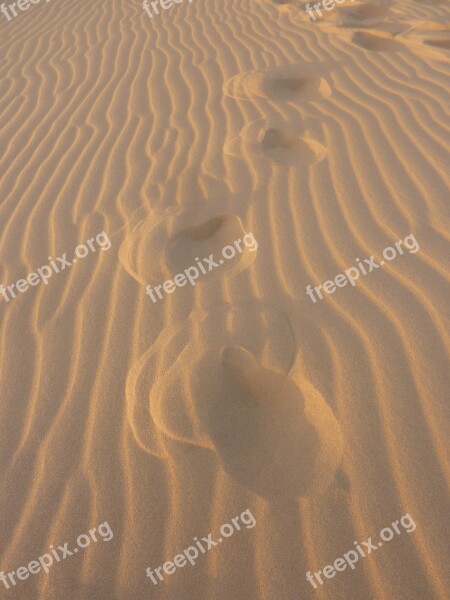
[205,346,344,499]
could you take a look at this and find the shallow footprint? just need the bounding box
[119,206,257,286]
[352,31,406,52]
[225,116,327,168]
[223,65,331,103]
[205,346,344,499]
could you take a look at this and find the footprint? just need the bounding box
[423,38,450,50]
[118,206,257,286]
[304,0,389,26]
[167,214,258,279]
[126,302,297,459]
[345,2,390,19]
[337,2,392,25]
[336,4,409,35]
[352,31,406,52]
[223,65,331,103]
[126,303,344,499]
[206,346,344,499]
[399,22,450,57]
[225,115,327,168]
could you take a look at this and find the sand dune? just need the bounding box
[0,0,449,598]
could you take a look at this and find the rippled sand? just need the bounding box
[0,0,449,598]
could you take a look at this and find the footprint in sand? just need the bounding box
[398,21,450,58]
[422,37,450,50]
[225,115,327,168]
[335,4,411,35]
[118,205,257,286]
[223,65,331,103]
[351,31,406,52]
[340,2,391,20]
[126,302,344,499]
[208,346,344,499]
[310,2,412,43]
[302,0,393,27]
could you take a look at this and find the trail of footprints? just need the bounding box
[123,0,449,502]
[122,40,346,499]
[270,0,450,56]
[223,64,330,167]
[127,0,450,500]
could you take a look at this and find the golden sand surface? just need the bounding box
[0,0,449,598]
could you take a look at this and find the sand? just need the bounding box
[0,0,449,598]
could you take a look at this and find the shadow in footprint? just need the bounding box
[352,31,406,52]
[423,38,450,49]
